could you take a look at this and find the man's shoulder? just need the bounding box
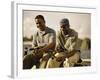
[56,30,63,37]
[33,30,39,36]
[57,30,61,34]
[70,28,78,35]
[46,27,56,33]
[70,28,77,32]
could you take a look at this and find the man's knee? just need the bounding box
[46,58,55,68]
[41,54,50,61]
[68,52,80,66]
[23,54,33,69]
[23,53,39,69]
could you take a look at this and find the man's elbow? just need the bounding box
[50,42,56,49]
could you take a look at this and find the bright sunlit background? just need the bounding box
[23,10,91,39]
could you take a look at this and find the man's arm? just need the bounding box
[32,32,38,47]
[56,31,66,52]
[65,32,80,57]
[39,42,56,53]
[37,32,56,54]
[65,50,80,58]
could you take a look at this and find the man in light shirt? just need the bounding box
[47,18,81,68]
[23,15,56,69]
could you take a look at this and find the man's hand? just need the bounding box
[34,48,44,57]
[56,56,65,62]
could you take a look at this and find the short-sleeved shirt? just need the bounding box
[33,27,56,49]
[56,28,79,52]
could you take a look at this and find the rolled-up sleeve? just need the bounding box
[66,32,79,52]
[49,32,56,43]
[32,32,37,47]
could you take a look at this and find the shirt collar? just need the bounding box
[38,27,48,36]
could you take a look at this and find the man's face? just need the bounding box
[35,18,45,31]
[60,23,69,32]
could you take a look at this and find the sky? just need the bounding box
[23,10,91,39]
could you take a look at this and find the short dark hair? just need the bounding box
[35,15,45,22]
[60,18,70,27]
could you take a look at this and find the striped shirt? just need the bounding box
[56,28,79,52]
[33,27,56,48]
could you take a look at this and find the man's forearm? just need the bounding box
[66,52,75,58]
[39,42,56,53]
[66,50,80,58]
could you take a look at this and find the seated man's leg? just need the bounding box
[46,58,62,68]
[46,52,66,68]
[39,53,51,68]
[68,51,80,67]
[23,53,40,69]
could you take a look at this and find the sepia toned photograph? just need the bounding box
[23,10,91,69]
[11,2,97,78]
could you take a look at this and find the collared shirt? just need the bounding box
[33,27,56,48]
[56,28,79,52]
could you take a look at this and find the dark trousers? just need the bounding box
[23,53,41,69]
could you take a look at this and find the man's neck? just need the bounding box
[40,26,46,31]
[64,28,71,35]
